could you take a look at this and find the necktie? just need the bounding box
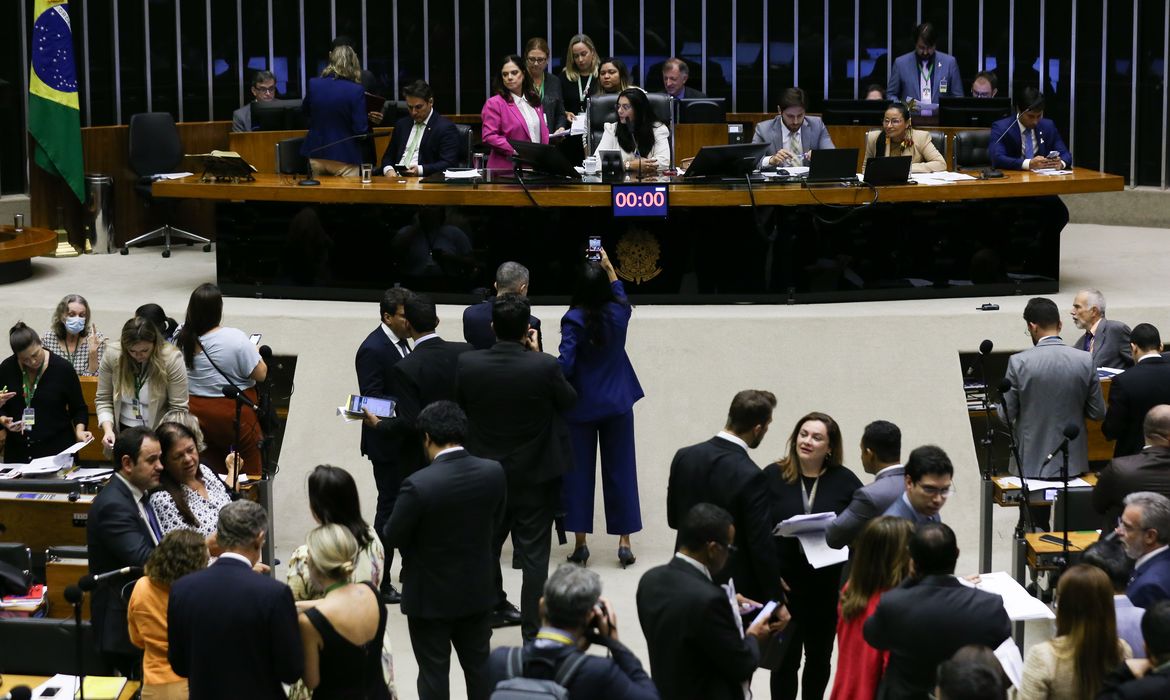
[1024,129,1035,159]
[141,494,163,543]
[398,339,411,357]
[788,131,801,163]
[1084,331,1094,352]
[400,123,424,167]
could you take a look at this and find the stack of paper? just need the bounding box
[0,583,47,617]
[960,571,1055,621]
[773,513,849,569]
[910,171,978,185]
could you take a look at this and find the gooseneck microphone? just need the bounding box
[78,566,144,591]
[1041,423,1081,466]
[4,685,32,700]
[223,385,261,411]
[966,339,994,376]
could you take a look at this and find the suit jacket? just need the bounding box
[988,115,1072,170]
[1127,548,1170,609]
[827,465,905,549]
[558,72,600,116]
[481,93,550,170]
[383,448,506,618]
[1094,446,1170,519]
[538,73,569,132]
[1076,318,1135,370]
[637,557,760,700]
[863,575,1012,700]
[168,557,302,700]
[378,111,460,175]
[1103,357,1170,457]
[462,300,542,351]
[863,128,946,173]
[1098,660,1170,700]
[881,492,941,525]
[1000,336,1105,477]
[488,637,659,699]
[231,103,253,132]
[300,75,368,164]
[667,437,782,602]
[557,280,644,423]
[355,325,411,463]
[886,50,964,101]
[86,475,156,656]
[752,115,835,164]
[668,86,707,99]
[455,342,577,492]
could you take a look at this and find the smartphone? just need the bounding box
[750,600,779,628]
[586,236,602,262]
[1039,533,1070,547]
[1046,151,1060,160]
[346,394,395,418]
[249,333,262,345]
[392,163,410,176]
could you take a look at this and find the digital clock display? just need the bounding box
[612,184,669,218]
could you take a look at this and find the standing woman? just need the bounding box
[41,294,106,377]
[0,322,90,462]
[763,411,861,700]
[559,248,644,568]
[863,101,945,173]
[593,88,671,174]
[524,37,568,133]
[177,283,267,476]
[97,317,189,452]
[559,33,600,119]
[300,43,368,178]
[481,54,550,171]
[596,57,632,96]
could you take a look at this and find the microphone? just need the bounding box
[258,344,273,364]
[998,377,1013,395]
[78,566,144,591]
[966,339,994,376]
[64,584,84,604]
[222,385,260,411]
[298,131,372,187]
[1041,423,1081,465]
[4,686,32,700]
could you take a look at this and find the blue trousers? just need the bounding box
[563,410,642,535]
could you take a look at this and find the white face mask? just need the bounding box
[64,317,86,334]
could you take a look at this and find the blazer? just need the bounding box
[95,342,189,433]
[481,93,550,170]
[827,465,905,549]
[1103,357,1170,457]
[988,115,1072,171]
[1127,548,1170,609]
[378,111,460,175]
[999,336,1105,478]
[1094,446,1170,519]
[0,352,88,461]
[752,114,836,164]
[637,557,761,700]
[882,492,941,525]
[592,122,672,168]
[231,103,253,132]
[1098,660,1170,700]
[864,128,946,173]
[168,557,303,700]
[382,448,507,618]
[455,342,577,489]
[557,280,644,423]
[886,50,964,101]
[86,475,156,656]
[462,300,542,351]
[536,73,569,132]
[300,75,368,165]
[1019,636,1131,700]
[487,637,659,699]
[355,325,408,463]
[1075,318,1134,370]
[667,85,707,99]
[863,575,1012,700]
[667,436,782,602]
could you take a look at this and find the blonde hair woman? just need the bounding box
[96,316,188,452]
[301,44,369,177]
[559,33,600,118]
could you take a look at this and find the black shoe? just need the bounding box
[618,546,637,568]
[491,601,522,628]
[566,545,590,566]
[380,585,401,605]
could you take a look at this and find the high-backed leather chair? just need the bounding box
[453,123,474,167]
[275,136,308,175]
[586,93,674,162]
[954,130,991,169]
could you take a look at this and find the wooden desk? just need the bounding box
[0,225,56,284]
[993,473,1099,507]
[1024,530,1101,571]
[0,491,93,551]
[45,557,91,620]
[0,675,139,700]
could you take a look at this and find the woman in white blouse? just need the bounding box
[593,88,670,174]
[97,317,189,452]
[150,420,240,538]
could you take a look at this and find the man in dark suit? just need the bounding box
[882,445,953,525]
[168,500,302,700]
[383,401,506,700]
[1096,405,1170,520]
[1098,600,1170,698]
[666,389,782,603]
[355,285,413,603]
[1071,288,1134,370]
[379,79,460,177]
[1104,325,1170,457]
[488,564,659,698]
[462,261,542,351]
[1118,492,1170,609]
[662,57,706,99]
[863,522,1012,700]
[638,503,788,700]
[828,419,904,548]
[886,22,964,101]
[86,426,162,676]
[456,293,577,639]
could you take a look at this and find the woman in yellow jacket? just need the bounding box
[864,101,946,173]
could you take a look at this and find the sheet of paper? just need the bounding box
[151,172,194,180]
[994,637,1024,688]
[773,511,836,536]
[762,166,809,177]
[443,168,483,179]
[336,406,362,423]
[994,476,1092,490]
[796,532,849,569]
[964,571,1055,621]
[569,117,587,135]
[909,174,953,186]
[64,467,115,481]
[1034,168,1074,176]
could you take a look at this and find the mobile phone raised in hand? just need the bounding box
[586,236,602,262]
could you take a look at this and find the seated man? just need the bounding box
[971,70,998,98]
[380,79,460,177]
[1118,491,1170,609]
[1096,405,1170,520]
[1098,600,1170,698]
[988,86,1071,171]
[232,70,277,132]
[752,87,835,168]
[662,57,705,99]
[882,444,953,525]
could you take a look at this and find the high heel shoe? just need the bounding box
[567,545,590,566]
[618,546,637,568]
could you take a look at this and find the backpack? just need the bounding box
[490,647,588,699]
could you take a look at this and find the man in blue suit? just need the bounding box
[827,420,904,549]
[882,445,953,525]
[887,22,964,102]
[752,87,835,168]
[988,87,1072,171]
[380,80,460,177]
[462,261,542,351]
[1119,491,1170,609]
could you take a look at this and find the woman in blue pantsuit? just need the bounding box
[559,247,644,568]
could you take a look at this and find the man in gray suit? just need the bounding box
[1000,297,1106,480]
[886,22,964,101]
[827,420,904,548]
[1071,288,1133,369]
[752,87,835,168]
[232,70,277,132]
[882,445,953,525]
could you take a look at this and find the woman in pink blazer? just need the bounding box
[481,54,550,171]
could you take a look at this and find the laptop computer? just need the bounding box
[682,143,770,180]
[806,148,859,183]
[862,155,914,186]
[507,139,580,179]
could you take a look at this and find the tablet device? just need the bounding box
[345,395,395,418]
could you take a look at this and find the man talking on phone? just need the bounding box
[380,79,460,177]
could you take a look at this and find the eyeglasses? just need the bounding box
[526,56,547,65]
[882,117,905,125]
[254,85,276,95]
[712,541,738,554]
[616,103,633,112]
[916,484,954,498]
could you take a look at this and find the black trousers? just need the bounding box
[771,588,839,700]
[371,457,404,577]
[408,611,493,700]
[493,480,558,640]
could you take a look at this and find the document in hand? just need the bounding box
[773,513,849,569]
[1,438,93,475]
[772,511,836,537]
[959,571,1055,621]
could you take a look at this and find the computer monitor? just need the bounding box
[821,99,889,126]
[677,97,727,124]
[938,97,1013,127]
[682,143,769,179]
[506,139,579,179]
[250,99,306,131]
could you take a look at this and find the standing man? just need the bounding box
[383,401,507,700]
[666,390,782,604]
[380,80,460,177]
[231,70,277,132]
[168,500,302,700]
[882,445,954,525]
[827,420,904,548]
[1095,405,1170,520]
[355,285,413,604]
[887,22,964,101]
[462,262,541,351]
[1103,324,1170,457]
[86,426,162,676]
[752,87,835,168]
[1118,492,1170,609]
[456,294,577,639]
[1071,288,1134,369]
[661,57,705,99]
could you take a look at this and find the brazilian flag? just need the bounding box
[28,0,84,202]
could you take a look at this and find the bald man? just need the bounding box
[1095,405,1170,521]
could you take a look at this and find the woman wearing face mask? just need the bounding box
[481,54,550,171]
[863,101,945,173]
[593,88,670,174]
[41,294,106,377]
[97,317,189,452]
[559,33,600,120]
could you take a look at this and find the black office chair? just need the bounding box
[0,543,31,578]
[928,130,948,165]
[0,618,112,675]
[122,112,212,258]
[586,94,620,154]
[275,136,308,175]
[954,130,992,169]
[453,123,473,167]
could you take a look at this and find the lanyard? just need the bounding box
[801,472,822,514]
[535,76,545,100]
[578,75,592,102]
[919,60,934,85]
[535,630,574,646]
[133,363,150,398]
[21,355,46,403]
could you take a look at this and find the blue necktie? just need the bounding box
[1024,129,1035,159]
[141,494,163,542]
